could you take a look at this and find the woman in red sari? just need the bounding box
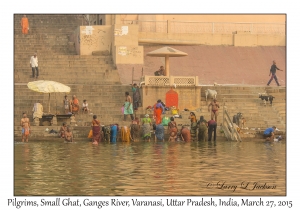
[153,99,163,125]
[91,115,101,144]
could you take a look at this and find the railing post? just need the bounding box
[132,67,134,85]
[223,101,225,128]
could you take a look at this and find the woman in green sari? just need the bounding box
[124,92,134,121]
[142,114,152,140]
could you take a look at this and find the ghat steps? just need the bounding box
[14,14,286,140]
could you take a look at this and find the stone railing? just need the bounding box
[140,75,198,86]
[124,20,285,35]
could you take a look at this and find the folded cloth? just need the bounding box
[49,129,58,134]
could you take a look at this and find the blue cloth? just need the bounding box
[155,124,164,140]
[110,125,117,143]
[264,127,274,135]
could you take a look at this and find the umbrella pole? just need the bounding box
[55,93,57,114]
[165,55,169,77]
[48,93,50,114]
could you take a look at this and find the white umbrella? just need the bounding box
[27,80,71,113]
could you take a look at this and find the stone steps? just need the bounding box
[14,14,287,139]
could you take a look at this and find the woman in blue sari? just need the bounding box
[155,124,165,141]
[110,124,118,143]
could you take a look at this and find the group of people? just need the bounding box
[151,99,219,142]
[63,95,89,115]
[59,122,74,142]
[21,59,284,143]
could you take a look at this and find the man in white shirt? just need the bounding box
[30,52,39,79]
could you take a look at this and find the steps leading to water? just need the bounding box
[14,14,286,140]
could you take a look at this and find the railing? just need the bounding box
[140,75,198,86]
[222,106,242,141]
[124,20,285,35]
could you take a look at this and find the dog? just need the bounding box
[233,112,243,127]
[258,93,275,106]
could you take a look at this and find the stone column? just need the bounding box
[52,116,57,126]
[70,115,76,125]
[165,55,169,76]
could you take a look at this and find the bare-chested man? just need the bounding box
[64,126,74,142]
[208,99,220,123]
[21,113,30,142]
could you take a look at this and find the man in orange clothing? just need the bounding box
[21,15,29,34]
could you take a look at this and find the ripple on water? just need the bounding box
[14,140,286,196]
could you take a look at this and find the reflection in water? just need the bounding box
[14,140,286,196]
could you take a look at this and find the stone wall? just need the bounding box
[79,25,113,55]
[142,86,202,111]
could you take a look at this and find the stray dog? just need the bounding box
[258,93,275,106]
[233,112,243,127]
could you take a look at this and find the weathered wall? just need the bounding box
[113,14,286,47]
[116,45,286,86]
[114,14,286,23]
[138,31,285,46]
[142,86,202,110]
[139,32,234,45]
[74,26,80,55]
[113,24,139,46]
[233,32,285,46]
[112,24,143,64]
[113,46,143,64]
[79,25,112,55]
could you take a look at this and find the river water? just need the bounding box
[14,139,285,196]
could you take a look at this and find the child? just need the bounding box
[82,99,89,114]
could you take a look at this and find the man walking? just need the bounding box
[30,53,39,79]
[267,60,284,86]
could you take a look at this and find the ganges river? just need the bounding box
[14,139,286,196]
